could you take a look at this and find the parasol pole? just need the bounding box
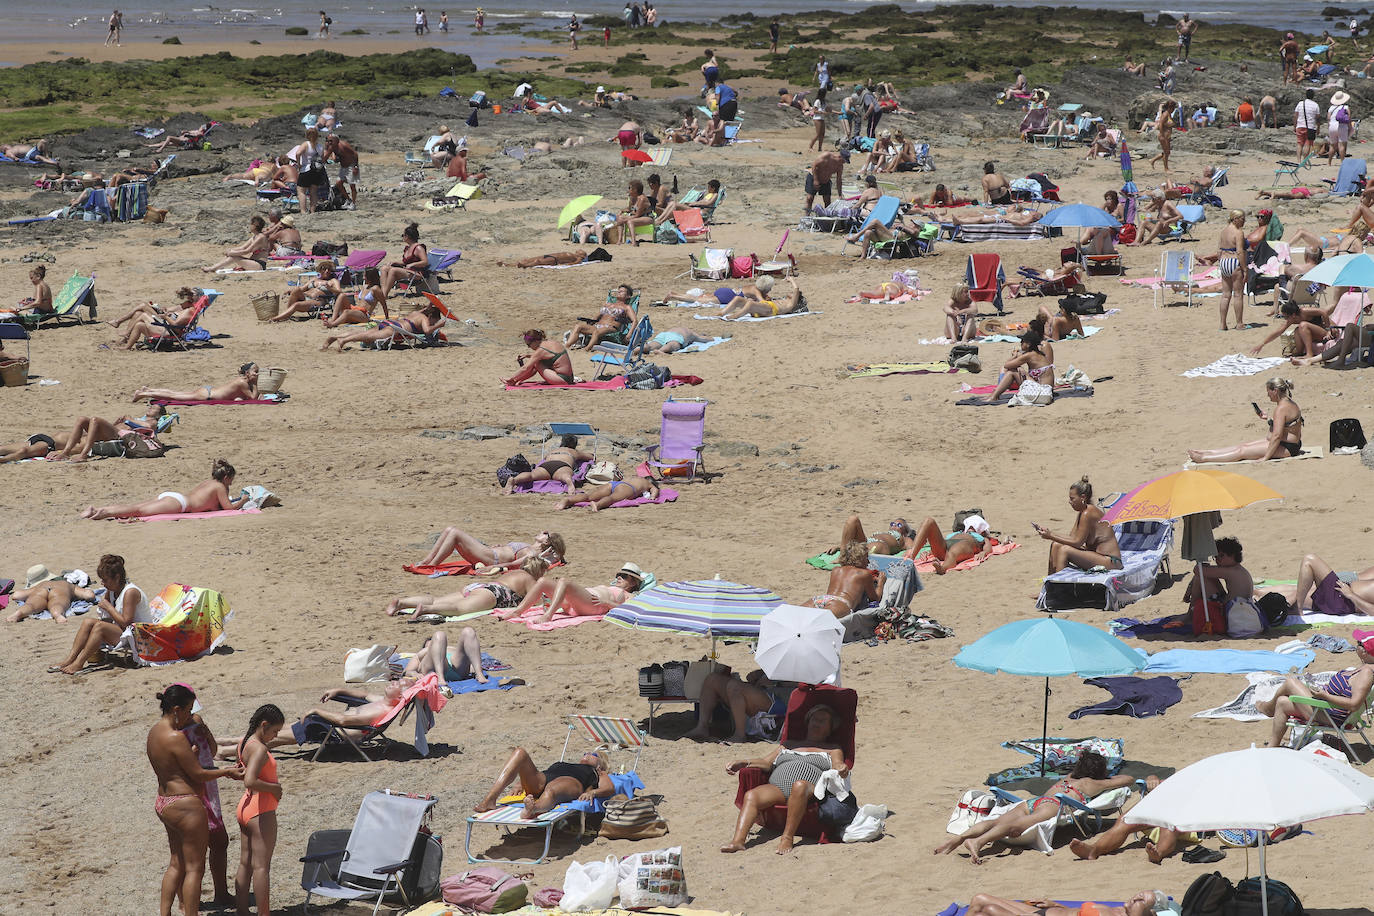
[1259,829,1270,916]
[1041,676,1051,777]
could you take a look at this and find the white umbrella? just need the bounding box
[1126,746,1374,915]
[754,603,843,685]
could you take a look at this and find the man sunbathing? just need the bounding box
[2,140,58,166]
[474,747,616,817]
[497,249,587,268]
[50,404,168,462]
[557,473,659,511]
[385,557,548,617]
[950,207,1042,227]
[966,890,1165,916]
[686,669,797,742]
[500,562,646,624]
[1068,776,1198,862]
[814,541,883,621]
[1258,555,1374,616]
[133,363,259,402]
[1182,536,1255,609]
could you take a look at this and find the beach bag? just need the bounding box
[586,246,613,262]
[562,856,618,911]
[1225,596,1266,638]
[1060,292,1106,315]
[661,660,688,696]
[1182,871,1235,916]
[599,794,668,840]
[442,868,529,913]
[953,509,985,533]
[1229,877,1304,916]
[311,241,348,257]
[817,790,860,834]
[121,432,166,459]
[344,644,396,682]
[1117,223,1138,245]
[638,663,664,698]
[496,453,533,487]
[729,255,755,278]
[1190,597,1226,636]
[616,848,687,910]
[1336,106,1351,124]
[948,343,979,364]
[1330,418,1366,452]
[625,363,671,389]
[947,788,999,834]
[1008,379,1054,406]
[1258,592,1292,628]
[585,460,621,486]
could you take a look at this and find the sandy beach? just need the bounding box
[3,9,1374,916]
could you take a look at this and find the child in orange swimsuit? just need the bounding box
[235,704,285,916]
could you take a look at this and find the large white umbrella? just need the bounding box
[754,603,843,685]
[1125,746,1374,915]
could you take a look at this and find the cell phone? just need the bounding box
[1252,401,1263,416]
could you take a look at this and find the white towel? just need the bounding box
[1181,354,1287,378]
[813,768,851,802]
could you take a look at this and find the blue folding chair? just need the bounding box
[842,195,900,254]
[591,315,653,379]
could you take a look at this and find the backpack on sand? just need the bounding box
[1180,871,1234,916]
[441,868,529,913]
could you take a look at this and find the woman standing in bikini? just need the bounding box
[1036,476,1123,574]
[1216,210,1248,331]
[147,685,243,916]
[503,328,575,386]
[81,457,246,520]
[1188,377,1304,463]
[133,364,259,403]
[235,704,285,916]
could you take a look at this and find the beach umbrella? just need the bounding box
[1038,203,1121,229]
[953,617,1144,774]
[557,194,602,229]
[755,603,843,685]
[606,578,783,652]
[1102,468,1283,526]
[1299,252,1374,288]
[1126,746,1374,916]
[621,149,652,163]
[1119,142,1136,194]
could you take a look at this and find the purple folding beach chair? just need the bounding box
[644,397,710,483]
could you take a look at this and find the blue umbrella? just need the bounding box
[954,618,1144,773]
[1038,203,1121,229]
[1299,252,1374,288]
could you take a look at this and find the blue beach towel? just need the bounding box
[1068,676,1184,719]
[1143,647,1313,674]
[678,335,731,353]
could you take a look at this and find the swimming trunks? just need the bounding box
[27,434,56,450]
[805,172,832,198]
[158,491,189,513]
[543,761,599,791]
[1312,571,1359,616]
[714,287,737,305]
[463,581,520,608]
[989,188,1012,205]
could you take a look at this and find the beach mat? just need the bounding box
[402,559,566,578]
[1142,647,1314,674]
[496,606,607,631]
[846,361,958,379]
[692,311,821,322]
[505,375,702,391]
[938,902,1123,916]
[447,676,518,694]
[1182,354,1288,378]
[1184,447,1322,469]
[956,389,1094,406]
[101,508,263,523]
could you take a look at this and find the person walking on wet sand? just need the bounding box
[569,14,581,50]
[318,10,331,39]
[769,17,780,55]
[106,9,123,46]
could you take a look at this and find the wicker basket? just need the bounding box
[250,291,280,321]
[0,358,30,387]
[394,297,422,315]
[257,367,288,394]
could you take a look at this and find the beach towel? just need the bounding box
[1068,676,1184,719]
[1193,670,1338,721]
[921,326,1105,346]
[498,605,607,630]
[447,677,517,694]
[1182,354,1289,378]
[565,487,679,510]
[911,540,1018,571]
[692,311,821,322]
[938,902,1124,916]
[505,375,702,391]
[954,223,1047,243]
[1142,647,1313,674]
[1121,270,1214,288]
[846,361,960,379]
[678,336,732,353]
[402,558,567,578]
[133,584,232,664]
[1183,447,1322,469]
[956,388,1094,406]
[987,736,1125,786]
[150,397,286,406]
[1109,613,1193,638]
[121,508,263,524]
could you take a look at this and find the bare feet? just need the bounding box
[384,597,401,616]
[934,561,948,575]
[1187,449,1204,463]
[776,836,795,854]
[933,837,962,855]
[1069,838,1098,860]
[473,799,498,814]
[79,506,96,519]
[962,838,985,864]
[1145,840,1164,864]
[684,726,711,741]
[720,842,744,853]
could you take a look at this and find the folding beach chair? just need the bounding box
[1274,152,1314,186]
[983,780,1147,853]
[842,194,901,255]
[591,315,653,379]
[1160,204,1206,243]
[1287,693,1374,763]
[688,248,732,281]
[647,147,672,167]
[1245,240,1283,309]
[1019,106,1051,143]
[426,183,481,211]
[464,714,648,865]
[1330,157,1367,196]
[965,253,1006,315]
[301,790,441,916]
[542,422,598,460]
[644,397,709,482]
[1038,520,1174,611]
[1153,251,1195,308]
[395,248,462,296]
[142,291,219,351]
[672,208,711,242]
[11,272,95,329]
[295,686,441,762]
[1186,166,1229,207]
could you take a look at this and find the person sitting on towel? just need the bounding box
[686,669,798,742]
[503,328,575,386]
[1187,377,1304,462]
[905,514,995,574]
[556,473,659,511]
[501,562,646,623]
[80,457,248,520]
[1182,536,1255,609]
[385,557,548,617]
[474,747,615,817]
[133,363,259,403]
[1036,476,1122,573]
[814,540,884,620]
[965,890,1168,916]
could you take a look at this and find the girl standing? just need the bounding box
[235,705,285,916]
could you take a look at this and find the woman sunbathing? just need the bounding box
[935,751,1135,864]
[81,457,246,520]
[654,180,722,226]
[556,474,659,511]
[854,271,921,303]
[1256,635,1374,747]
[474,747,615,817]
[721,276,805,320]
[323,267,388,327]
[110,295,204,351]
[1188,376,1304,463]
[5,567,91,622]
[501,562,646,623]
[723,704,847,854]
[266,263,342,321]
[320,304,444,352]
[222,158,274,184]
[613,179,654,245]
[503,329,575,386]
[379,223,428,295]
[50,404,168,462]
[904,515,994,574]
[147,123,213,153]
[1036,476,1122,573]
[497,250,589,268]
[385,557,548,617]
[296,679,417,741]
[403,627,498,683]
[47,554,154,674]
[133,363,259,403]
[418,528,565,571]
[0,430,73,464]
[815,540,883,619]
[967,891,1165,916]
[645,327,715,354]
[14,266,53,315]
[838,515,916,555]
[203,215,272,273]
[566,285,635,350]
[106,287,199,330]
[503,436,593,493]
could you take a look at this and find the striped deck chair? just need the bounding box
[142,291,220,351]
[1037,520,1174,611]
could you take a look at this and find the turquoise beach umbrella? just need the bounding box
[954,618,1145,774]
[1038,203,1121,229]
[1299,252,1374,288]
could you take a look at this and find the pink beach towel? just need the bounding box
[151,398,283,406]
[911,540,1019,572]
[497,606,607,631]
[120,508,263,523]
[565,487,679,510]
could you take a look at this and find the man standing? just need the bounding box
[1175,14,1198,63]
[804,150,847,214]
[768,17,780,55]
[1280,32,1300,83]
[106,9,123,46]
[1294,88,1321,159]
[324,134,359,210]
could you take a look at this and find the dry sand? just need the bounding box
[2,92,1374,916]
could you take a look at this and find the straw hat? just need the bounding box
[1332,90,1352,106]
[617,562,645,584]
[279,214,295,227]
[25,564,61,588]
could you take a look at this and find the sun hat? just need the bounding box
[1353,629,1374,653]
[597,85,606,92]
[617,562,645,583]
[880,128,891,139]
[25,565,61,588]
[279,214,295,227]
[1332,90,1351,106]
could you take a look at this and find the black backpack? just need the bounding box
[495,453,533,487]
[311,241,348,257]
[1229,877,1303,916]
[1181,871,1234,916]
[1257,592,1292,629]
[1060,291,1107,315]
[1330,417,1367,452]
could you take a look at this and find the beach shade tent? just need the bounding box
[557,194,602,229]
[755,603,843,685]
[606,577,783,653]
[953,618,1144,774]
[132,583,232,664]
[1037,203,1121,230]
[1299,251,1374,288]
[1126,746,1374,916]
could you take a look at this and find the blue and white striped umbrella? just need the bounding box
[606,579,782,640]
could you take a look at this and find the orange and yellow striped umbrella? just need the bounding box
[1103,468,1283,524]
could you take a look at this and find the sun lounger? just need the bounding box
[7,272,96,329]
[983,781,1144,853]
[1037,520,1174,612]
[294,673,447,761]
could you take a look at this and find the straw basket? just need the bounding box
[257,367,288,394]
[0,358,29,387]
[394,297,423,315]
[250,291,280,321]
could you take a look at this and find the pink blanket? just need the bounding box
[911,540,1019,572]
[151,398,283,406]
[122,508,263,523]
[565,487,679,510]
[497,606,608,631]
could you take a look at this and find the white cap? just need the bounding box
[962,514,990,535]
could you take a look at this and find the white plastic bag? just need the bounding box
[843,803,890,843]
[343,644,395,682]
[561,855,618,911]
[616,847,687,909]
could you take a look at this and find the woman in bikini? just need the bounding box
[1036,476,1123,574]
[81,457,246,520]
[1250,301,1333,358]
[1149,100,1177,172]
[565,284,635,350]
[934,751,1135,864]
[133,363,259,403]
[320,303,444,351]
[971,328,1055,403]
[266,262,343,321]
[416,527,565,572]
[967,890,1164,916]
[111,292,207,351]
[1257,633,1373,747]
[904,515,994,574]
[1188,376,1305,463]
[323,267,388,327]
[14,265,53,315]
[1035,299,1084,342]
[147,684,243,916]
[386,557,548,618]
[379,222,428,295]
[556,472,659,511]
[814,540,884,618]
[202,215,271,273]
[1216,209,1248,331]
[944,282,979,341]
[837,515,916,555]
[503,562,646,624]
[47,554,154,674]
[235,704,285,916]
[502,435,595,493]
[503,328,575,386]
[720,276,806,320]
[106,287,199,330]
